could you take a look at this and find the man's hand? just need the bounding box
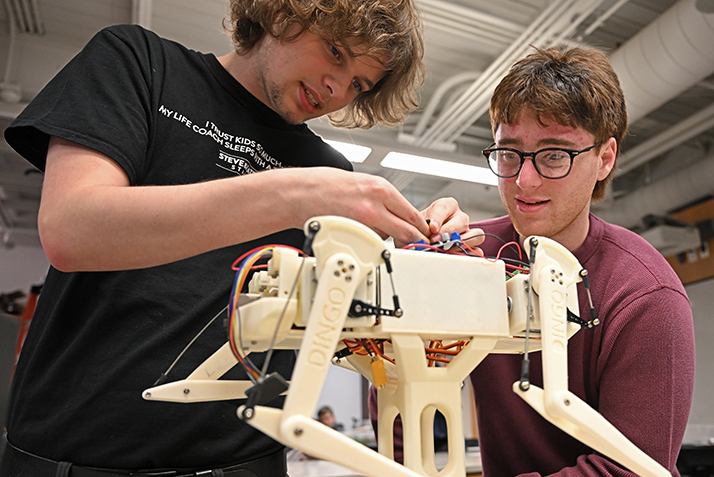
[421,197,469,242]
[288,168,432,244]
[392,197,485,256]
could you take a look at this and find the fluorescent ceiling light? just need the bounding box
[381,152,498,186]
[325,140,372,163]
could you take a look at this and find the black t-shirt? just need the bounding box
[3,24,352,469]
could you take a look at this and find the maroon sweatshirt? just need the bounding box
[370,214,695,477]
[469,214,694,477]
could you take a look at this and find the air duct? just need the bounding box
[412,0,714,151]
[609,0,714,124]
[595,154,714,229]
[597,0,714,229]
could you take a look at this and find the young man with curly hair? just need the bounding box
[0,1,470,475]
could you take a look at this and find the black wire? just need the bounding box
[154,304,228,385]
[476,231,525,258]
[466,231,530,269]
[499,256,531,270]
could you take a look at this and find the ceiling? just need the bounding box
[1,0,714,250]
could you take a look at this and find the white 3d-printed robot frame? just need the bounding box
[143,216,670,477]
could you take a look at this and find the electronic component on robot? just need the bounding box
[142,216,670,477]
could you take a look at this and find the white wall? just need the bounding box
[318,364,367,429]
[683,277,714,445]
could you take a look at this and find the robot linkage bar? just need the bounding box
[143,216,670,477]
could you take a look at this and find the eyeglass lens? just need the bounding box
[488,149,572,179]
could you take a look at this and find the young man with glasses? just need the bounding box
[470,47,695,477]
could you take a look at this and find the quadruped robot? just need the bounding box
[142,216,671,477]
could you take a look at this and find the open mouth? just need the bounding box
[303,84,319,107]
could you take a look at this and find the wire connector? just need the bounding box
[371,357,388,389]
[241,373,289,420]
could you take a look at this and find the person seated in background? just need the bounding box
[288,405,345,461]
[317,405,344,432]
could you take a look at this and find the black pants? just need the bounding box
[0,433,287,477]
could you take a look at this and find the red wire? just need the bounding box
[506,263,530,274]
[457,241,485,258]
[231,244,306,270]
[496,241,523,261]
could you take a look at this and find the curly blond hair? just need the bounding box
[225,0,424,129]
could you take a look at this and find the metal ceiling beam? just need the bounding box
[418,0,521,47]
[617,101,714,176]
[596,153,714,229]
[579,0,630,38]
[398,71,481,151]
[410,0,601,149]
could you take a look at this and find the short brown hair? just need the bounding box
[225,0,425,129]
[490,46,627,201]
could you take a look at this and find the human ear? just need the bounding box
[596,137,617,181]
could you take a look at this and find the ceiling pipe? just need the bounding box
[549,0,610,58]
[422,17,514,49]
[595,154,714,229]
[412,0,576,148]
[413,0,610,149]
[400,71,481,144]
[2,0,17,82]
[609,0,714,124]
[579,0,630,38]
[8,0,42,35]
[2,0,45,103]
[418,0,522,35]
[1,0,21,103]
[418,0,520,47]
[617,101,714,176]
[442,0,608,144]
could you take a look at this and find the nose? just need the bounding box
[324,70,354,104]
[515,157,542,189]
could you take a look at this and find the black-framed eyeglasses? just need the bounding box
[482,143,601,179]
